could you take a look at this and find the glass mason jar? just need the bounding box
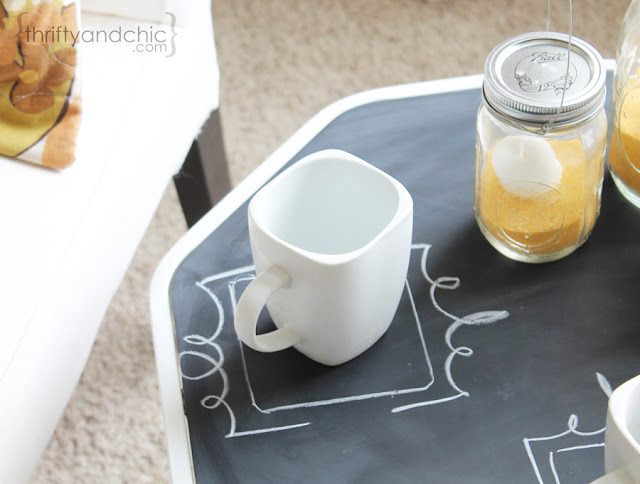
[475,32,608,263]
[609,0,640,208]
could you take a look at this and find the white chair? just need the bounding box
[0,1,230,482]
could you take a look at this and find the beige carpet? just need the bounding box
[32,0,628,482]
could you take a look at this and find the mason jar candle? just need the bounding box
[609,0,640,208]
[475,32,608,263]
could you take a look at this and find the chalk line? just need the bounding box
[523,373,609,484]
[237,277,436,415]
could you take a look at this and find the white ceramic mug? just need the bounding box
[591,374,640,484]
[234,149,413,366]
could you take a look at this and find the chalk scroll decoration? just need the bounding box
[178,243,510,438]
[523,372,612,484]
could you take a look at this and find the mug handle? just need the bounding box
[590,468,633,484]
[234,265,301,352]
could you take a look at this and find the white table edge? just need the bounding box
[149,61,615,483]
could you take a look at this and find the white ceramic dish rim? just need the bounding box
[248,149,413,266]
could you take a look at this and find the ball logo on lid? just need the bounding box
[514,51,578,96]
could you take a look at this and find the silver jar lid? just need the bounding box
[483,32,606,127]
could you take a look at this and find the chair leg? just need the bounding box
[174,109,232,228]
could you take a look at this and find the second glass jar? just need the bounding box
[609,0,640,208]
[475,32,608,263]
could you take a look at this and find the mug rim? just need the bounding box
[609,374,640,454]
[248,149,413,266]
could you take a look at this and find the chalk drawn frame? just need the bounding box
[176,242,510,443]
[229,262,437,416]
[523,373,612,484]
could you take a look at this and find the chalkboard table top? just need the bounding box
[150,63,640,484]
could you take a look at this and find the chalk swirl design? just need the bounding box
[179,282,231,415]
[391,244,509,412]
[523,372,611,483]
[179,270,310,438]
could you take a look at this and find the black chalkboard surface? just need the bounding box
[169,77,640,483]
